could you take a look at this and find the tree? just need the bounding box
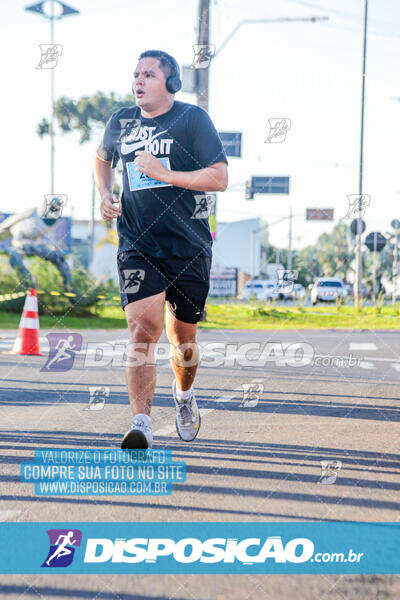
[38,91,135,143]
[315,222,353,281]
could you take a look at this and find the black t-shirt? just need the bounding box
[97,100,228,258]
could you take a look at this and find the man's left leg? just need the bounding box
[166,310,199,390]
[163,254,211,441]
[165,310,201,442]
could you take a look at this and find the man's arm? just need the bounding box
[134,152,228,192]
[164,161,228,192]
[94,155,121,220]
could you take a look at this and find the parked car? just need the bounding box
[310,278,347,305]
[242,280,276,301]
[279,283,306,301]
[293,283,306,300]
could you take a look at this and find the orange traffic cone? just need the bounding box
[5,288,43,356]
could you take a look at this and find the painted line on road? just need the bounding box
[359,361,376,370]
[349,343,378,351]
[0,510,21,522]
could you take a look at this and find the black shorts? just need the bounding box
[117,250,211,324]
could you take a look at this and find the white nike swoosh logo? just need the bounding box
[120,130,167,155]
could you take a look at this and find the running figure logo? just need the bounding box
[345,194,370,220]
[36,44,63,69]
[190,44,216,69]
[41,333,83,372]
[122,269,145,294]
[191,194,216,219]
[41,194,67,225]
[265,118,291,143]
[86,386,109,411]
[319,460,342,484]
[41,529,82,568]
[276,269,298,295]
[118,118,141,142]
[240,383,264,408]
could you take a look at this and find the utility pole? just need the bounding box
[391,220,400,305]
[196,0,210,112]
[355,0,368,309]
[287,207,293,271]
[89,174,96,269]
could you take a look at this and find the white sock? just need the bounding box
[132,413,151,428]
[176,384,193,401]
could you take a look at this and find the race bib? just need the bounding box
[126,157,172,192]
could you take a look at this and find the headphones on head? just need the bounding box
[163,52,182,94]
[134,50,182,95]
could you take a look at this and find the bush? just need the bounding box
[0,255,118,316]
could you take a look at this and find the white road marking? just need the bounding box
[0,510,21,521]
[349,343,378,351]
[358,361,376,370]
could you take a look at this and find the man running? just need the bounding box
[46,531,77,566]
[94,50,228,449]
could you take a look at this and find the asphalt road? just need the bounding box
[0,327,399,599]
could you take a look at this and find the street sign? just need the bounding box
[251,176,290,195]
[209,267,237,296]
[391,219,400,230]
[306,208,334,221]
[365,231,386,252]
[218,132,242,157]
[350,219,366,236]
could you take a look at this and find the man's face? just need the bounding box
[133,57,170,110]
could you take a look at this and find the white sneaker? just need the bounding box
[121,415,153,449]
[172,380,201,442]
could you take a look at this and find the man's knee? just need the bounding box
[171,339,198,367]
[126,314,163,343]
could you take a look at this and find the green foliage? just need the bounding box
[315,222,353,279]
[373,290,385,314]
[0,256,25,294]
[38,91,136,144]
[0,256,118,316]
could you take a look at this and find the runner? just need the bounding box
[44,335,76,370]
[94,50,228,449]
[45,531,77,566]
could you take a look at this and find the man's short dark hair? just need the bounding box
[138,50,175,80]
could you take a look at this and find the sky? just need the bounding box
[1,0,400,250]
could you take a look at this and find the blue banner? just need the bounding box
[0,522,398,574]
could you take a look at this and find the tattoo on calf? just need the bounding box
[145,399,152,415]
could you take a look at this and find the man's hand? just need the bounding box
[100,192,121,220]
[134,151,170,182]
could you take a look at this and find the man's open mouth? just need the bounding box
[136,90,145,98]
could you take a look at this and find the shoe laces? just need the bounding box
[132,418,151,433]
[178,397,194,425]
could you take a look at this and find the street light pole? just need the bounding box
[355,0,368,309]
[195,12,329,112]
[25,0,79,194]
[50,0,55,194]
[288,206,293,270]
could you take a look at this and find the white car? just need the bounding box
[242,280,276,301]
[311,278,347,305]
[293,283,306,299]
